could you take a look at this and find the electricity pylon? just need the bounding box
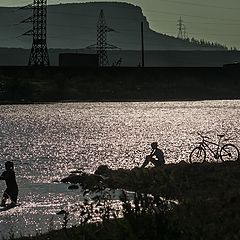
[177,17,187,39]
[22,0,50,66]
[87,9,119,67]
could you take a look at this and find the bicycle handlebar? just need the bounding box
[197,132,231,141]
[197,132,231,140]
[197,132,210,139]
[223,137,234,142]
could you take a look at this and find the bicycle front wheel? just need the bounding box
[189,146,206,163]
[220,144,239,162]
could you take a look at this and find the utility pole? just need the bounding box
[141,21,145,67]
[22,0,50,66]
[87,9,119,67]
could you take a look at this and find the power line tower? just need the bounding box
[87,9,118,67]
[177,17,188,39]
[22,0,50,66]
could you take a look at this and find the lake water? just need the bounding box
[0,100,240,238]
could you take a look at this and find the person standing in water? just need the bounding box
[141,142,165,168]
[0,161,18,206]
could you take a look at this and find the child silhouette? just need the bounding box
[0,161,18,206]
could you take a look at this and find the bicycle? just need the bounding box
[189,133,239,163]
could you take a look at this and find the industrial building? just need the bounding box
[59,53,99,67]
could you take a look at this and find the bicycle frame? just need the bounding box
[190,133,239,163]
[198,136,223,159]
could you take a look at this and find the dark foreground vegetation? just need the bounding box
[13,161,240,240]
[0,66,240,102]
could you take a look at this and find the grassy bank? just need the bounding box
[10,161,240,240]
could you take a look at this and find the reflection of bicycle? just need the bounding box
[189,133,239,163]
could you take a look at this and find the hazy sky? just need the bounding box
[2,0,240,48]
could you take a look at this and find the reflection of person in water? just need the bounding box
[0,161,18,206]
[141,142,165,168]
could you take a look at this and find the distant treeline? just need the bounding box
[182,37,230,50]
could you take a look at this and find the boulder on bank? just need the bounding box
[68,184,79,190]
[61,173,85,184]
[61,172,105,189]
[94,165,112,176]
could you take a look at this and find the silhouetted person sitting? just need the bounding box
[0,161,18,207]
[141,142,165,168]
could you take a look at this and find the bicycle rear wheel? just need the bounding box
[189,146,206,163]
[220,144,239,162]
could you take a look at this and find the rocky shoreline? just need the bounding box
[17,161,240,240]
[60,161,240,200]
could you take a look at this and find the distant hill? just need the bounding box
[0,2,227,50]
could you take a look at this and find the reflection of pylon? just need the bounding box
[177,17,188,39]
[22,0,50,66]
[87,9,119,67]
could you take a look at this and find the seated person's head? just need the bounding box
[151,142,158,149]
[5,161,14,170]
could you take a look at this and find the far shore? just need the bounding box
[0,66,240,104]
[0,97,240,106]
